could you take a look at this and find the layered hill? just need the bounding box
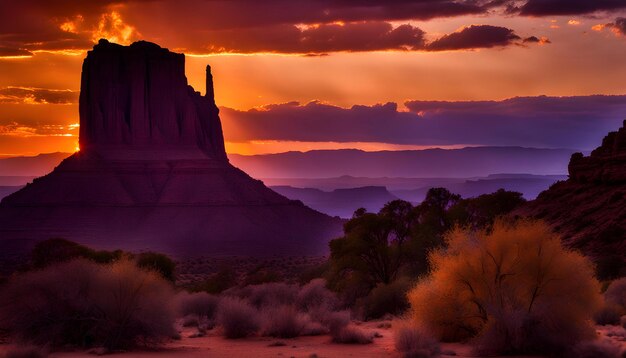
[0,40,342,258]
[271,186,398,218]
[519,120,626,277]
[229,147,574,178]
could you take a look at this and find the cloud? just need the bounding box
[182,23,541,54]
[522,35,550,44]
[0,122,78,137]
[591,17,626,36]
[427,25,521,51]
[220,95,626,150]
[123,0,491,31]
[614,17,626,34]
[518,0,626,16]
[0,47,33,58]
[0,87,78,104]
[0,1,547,55]
[198,22,426,54]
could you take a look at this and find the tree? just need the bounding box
[448,189,526,229]
[408,220,602,354]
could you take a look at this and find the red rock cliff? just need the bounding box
[79,39,226,161]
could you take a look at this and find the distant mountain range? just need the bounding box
[229,147,574,178]
[0,152,68,177]
[268,173,565,218]
[271,185,399,218]
[0,147,575,181]
[0,148,572,215]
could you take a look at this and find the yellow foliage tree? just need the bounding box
[408,219,602,354]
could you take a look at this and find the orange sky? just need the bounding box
[1,1,626,156]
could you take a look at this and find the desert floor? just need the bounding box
[1,320,624,358]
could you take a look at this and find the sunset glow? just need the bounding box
[1,1,626,156]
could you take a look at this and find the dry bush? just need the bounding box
[251,282,298,308]
[360,277,412,319]
[216,297,260,338]
[307,309,371,344]
[240,282,298,309]
[312,309,350,333]
[0,259,176,350]
[300,321,327,336]
[330,324,373,344]
[394,321,441,358]
[570,339,621,358]
[605,278,626,312]
[594,304,623,325]
[408,220,602,355]
[177,292,219,320]
[261,305,308,338]
[181,315,199,327]
[297,279,339,312]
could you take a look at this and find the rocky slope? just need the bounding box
[0,40,342,258]
[519,120,626,277]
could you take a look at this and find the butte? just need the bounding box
[0,39,343,258]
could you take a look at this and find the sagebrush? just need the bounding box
[0,259,176,350]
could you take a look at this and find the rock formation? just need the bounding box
[0,40,342,258]
[568,120,626,183]
[519,120,626,278]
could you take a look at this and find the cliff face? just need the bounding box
[568,120,626,183]
[0,40,342,258]
[79,40,226,161]
[519,120,626,278]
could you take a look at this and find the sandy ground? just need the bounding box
[1,321,624,358]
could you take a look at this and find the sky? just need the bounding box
[1,0,626,156]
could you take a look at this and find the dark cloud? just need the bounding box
[518,0,626,16]
[0,47,33,57]
[522,35,550,44]
[220,95,626,150]
[182,23,538,54]
[0,87,78,104]
[610,17,626,35]
[196,22,426,54]
[427,25,521,51]
[2,0,548,55]
[124,0,491,31]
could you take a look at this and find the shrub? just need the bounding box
[135,252,176,282]
[244,266,283,285]
[181,315,199,327]
[605,278,626,312]
[261,305,308,338]
[594,304,623,325]
[191,267,237,294]
[30,238,122,269]
[407,220,602,355]
[360,277,412,319]
[570,339,621,358]
[245,282,298,309]
[0,259,176,350]
[394,322,441,358]
[300,321,327,336]
[330,325,373,344]
[177,292,219,320]
[216,297,260,338]
[297,279,339,312]
[312,309,350,333]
